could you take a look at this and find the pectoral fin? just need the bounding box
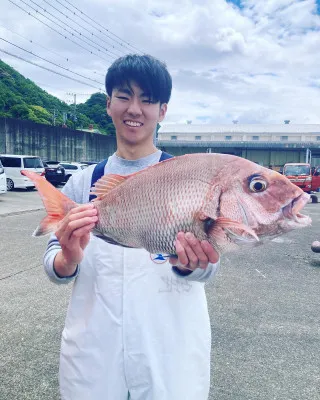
[203,216,259,242]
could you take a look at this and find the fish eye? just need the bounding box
[249,178,267,193]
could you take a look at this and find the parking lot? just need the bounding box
[0,189,320,399]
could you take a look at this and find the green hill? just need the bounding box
[0,59,115,135]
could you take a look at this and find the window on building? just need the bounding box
[316,136,320,141]
[252,136,259,141]
[195,136,201,140]
[225,135,232,140]
[280,136,288,141]
[171,136,177,140]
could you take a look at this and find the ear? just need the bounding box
[158,103,167,122]
[106,96,111,116]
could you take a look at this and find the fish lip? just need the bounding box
[282,193,311,224]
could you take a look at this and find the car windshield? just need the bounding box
[284,165,310,176]
[23,157,44,168]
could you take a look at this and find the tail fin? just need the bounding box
[21,170,77,236]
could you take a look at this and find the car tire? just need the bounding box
[6,178,14,191]
[311,194,318,204]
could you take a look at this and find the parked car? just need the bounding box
[0,159,7,195]
[80,161,100,166]
[59,162,88,182]
[283,162,320,193]
[0,154,45,191]
[43,162,66,186]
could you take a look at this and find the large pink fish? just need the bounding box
[22,153,311,255]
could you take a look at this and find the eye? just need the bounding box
[116,96,129,100]
[249,178,267,193]
[142,97,152,104]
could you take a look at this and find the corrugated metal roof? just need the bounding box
[158,124,320,134]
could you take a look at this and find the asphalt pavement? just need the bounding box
[0,188,44,216]
[0,189,319,400]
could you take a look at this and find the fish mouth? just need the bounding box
[282,193,311,226]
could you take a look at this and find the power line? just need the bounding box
[41,0,125,57]
[0,24,65,61]
[0,48,103,90]
[54,0,145,54]
[0,24,105,78]
[16,0,117,60]
[0,37,104,85]
[27,0,122,59]
[8,0,114,63]
[0,36,104,85]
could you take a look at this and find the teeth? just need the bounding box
[125,121,142,127]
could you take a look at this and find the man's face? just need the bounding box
[107,81,167,147]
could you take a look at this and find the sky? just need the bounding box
[1,0,320,125]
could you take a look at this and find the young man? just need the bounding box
[44,54,220,400]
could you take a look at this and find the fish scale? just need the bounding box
[94,155,213,253]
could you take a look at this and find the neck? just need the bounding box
[115,143,158,160]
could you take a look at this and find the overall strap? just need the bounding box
[159,151,174,161]
[89,159,108,201]
[88,151,173,201]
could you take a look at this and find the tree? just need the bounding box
[10,104,30,119]
[0,60,115,134]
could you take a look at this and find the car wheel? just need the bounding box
[6,178,14,191]
[311,194,318,204]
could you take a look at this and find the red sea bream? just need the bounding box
[22,153,311,255]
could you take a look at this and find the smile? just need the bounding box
[124,120,143,127]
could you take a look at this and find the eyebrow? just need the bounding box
[116,87,151,98]
[116,88,132,96]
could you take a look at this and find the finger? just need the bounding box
[200,240,220,264]
[68,206,98,221]
[184,232,209,269]
[174,236,190,267]
[176,232,206,269]
[168,238,189,267]
[60,224,94,259]
[71,222,97,239]
[168,254,178,265]
[57,215,98,244]
[56,203,97,230]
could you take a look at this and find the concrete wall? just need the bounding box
[0,117,117,162]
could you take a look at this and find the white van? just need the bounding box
[0,154,45,191]
[59,162,88,182]
[0,159,7,194]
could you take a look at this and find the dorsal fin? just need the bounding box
[90,173,129,200]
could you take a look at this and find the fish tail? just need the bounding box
[21,170,77,236]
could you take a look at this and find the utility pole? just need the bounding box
[66,92,92,130]
[52,108,57,126]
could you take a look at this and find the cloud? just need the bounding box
[0,0,320,124]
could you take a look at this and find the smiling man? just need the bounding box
[43,54,220,400]
[107,81,167,157]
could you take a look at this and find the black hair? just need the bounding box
[105,54,172,104]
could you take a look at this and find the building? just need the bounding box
[157,124,320,169]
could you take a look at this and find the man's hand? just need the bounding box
[53,203,98,277]
[169,232,219,273]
